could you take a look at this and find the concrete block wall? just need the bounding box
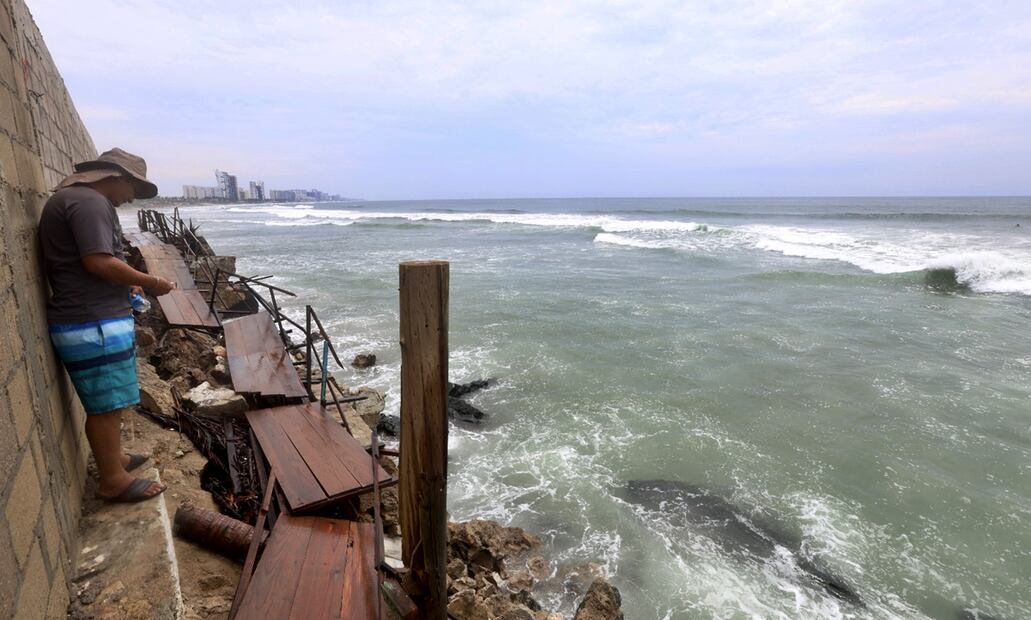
[0,0,97,617]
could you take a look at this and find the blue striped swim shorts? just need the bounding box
[49,316,139,415]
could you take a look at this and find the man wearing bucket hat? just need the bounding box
[39,148,175,502]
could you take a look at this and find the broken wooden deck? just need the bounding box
[224,312,307,399]
[247,403,393,513]
[232,515,379,619]
[158,289,220,329]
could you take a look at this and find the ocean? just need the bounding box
[125,197,1030,619]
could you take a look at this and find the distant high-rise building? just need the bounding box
[215,169,239,201]
[249,180,266,201]
[182,185,220,199]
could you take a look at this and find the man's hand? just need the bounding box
[81,253,176,296]
[146,277,175,296]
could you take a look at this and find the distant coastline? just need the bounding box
[135,195,363,208]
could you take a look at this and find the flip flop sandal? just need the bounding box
[126,453,150,472]
[97,478,167,503]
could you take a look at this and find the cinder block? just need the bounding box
[44,560,68,619]
[0,293,22,361]
[0,388,16,483]
[0,48,15,93]
[0,518,18,619]
[15,542,48,619]
[6,363,32,446]
[39,499,59,575]
[5,446,42,567]
[0,86,16,137]
[13,142,42,192]
[0,132,18,186]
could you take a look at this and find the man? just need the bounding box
[40,148,176,502]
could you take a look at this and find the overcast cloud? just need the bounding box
[29,0,1031,198]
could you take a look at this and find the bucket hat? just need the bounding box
[56,148,158,198]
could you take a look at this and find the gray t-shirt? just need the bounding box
[39,185,132,323]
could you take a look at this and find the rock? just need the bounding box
[135,326,156,347]
[562,562,605,594]
[534,612,563,620]
[527,555,550,581]
[500,607,536,620]
[507,570,534,593]
[208,361,230,386]
[448,520,542,575]
[448,589,490,620]
[449,397,486,424]
[135,326,157,359]
[351,353,377,368]
[377,414,400,437]
[153,329,218,380]
[447,558,467,580]
[449,378,496,398]
[182,382,248,418]
[573,578,623,620]
[137,360,175,418]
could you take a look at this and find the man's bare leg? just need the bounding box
[84,407,164,498]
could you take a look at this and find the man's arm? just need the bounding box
[81,254,176,296]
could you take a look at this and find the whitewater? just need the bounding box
[129,196,1031,619]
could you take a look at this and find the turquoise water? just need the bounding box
[128,198,1030,619]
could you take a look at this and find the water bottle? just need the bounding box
[130,293,151,313]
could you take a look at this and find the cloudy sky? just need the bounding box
[30,0,1031,199]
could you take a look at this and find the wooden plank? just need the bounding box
[275,405,365,495]
[246,404,392,513]
[232,514,315,619]
[225,313,278,356]
[343,520,378,619]
[157,294,186,327]
[399,260,450,619]
[288,519,357,619]
[234,517,379,620]
[229,470,277,619]
[246,408,326,509]
[226,313,306,398]
[181,289,220,327]
[156,290,219,328]
[291,403,389,488]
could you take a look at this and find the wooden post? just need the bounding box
[399,260,449,619]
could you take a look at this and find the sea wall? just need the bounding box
[0,0,97,616]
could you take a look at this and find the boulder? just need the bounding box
[448,520,542,574]
[500,607,536,620]
[449,378,496,398]
[137,360,175,419]
[448,397,486,424]
[572,578,623,620]
[377,414,400,437]
[153,329,218,381]
[182,381,247,418]
[447,589,490,620]
[351,353,377,368]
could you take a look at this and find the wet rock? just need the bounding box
[527,555,550,581]
[507,570,535,593]
[377,414,400,437]
[449,378,496,398]
[448,397,486,424]
[182,382,247,418]
[534,612,563,620]
[573,578,623,620]
[352,387,386,429]
[352,353,377,368]
[500,607,536,620]
[448,520,542,574]
[137,360,175,418]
